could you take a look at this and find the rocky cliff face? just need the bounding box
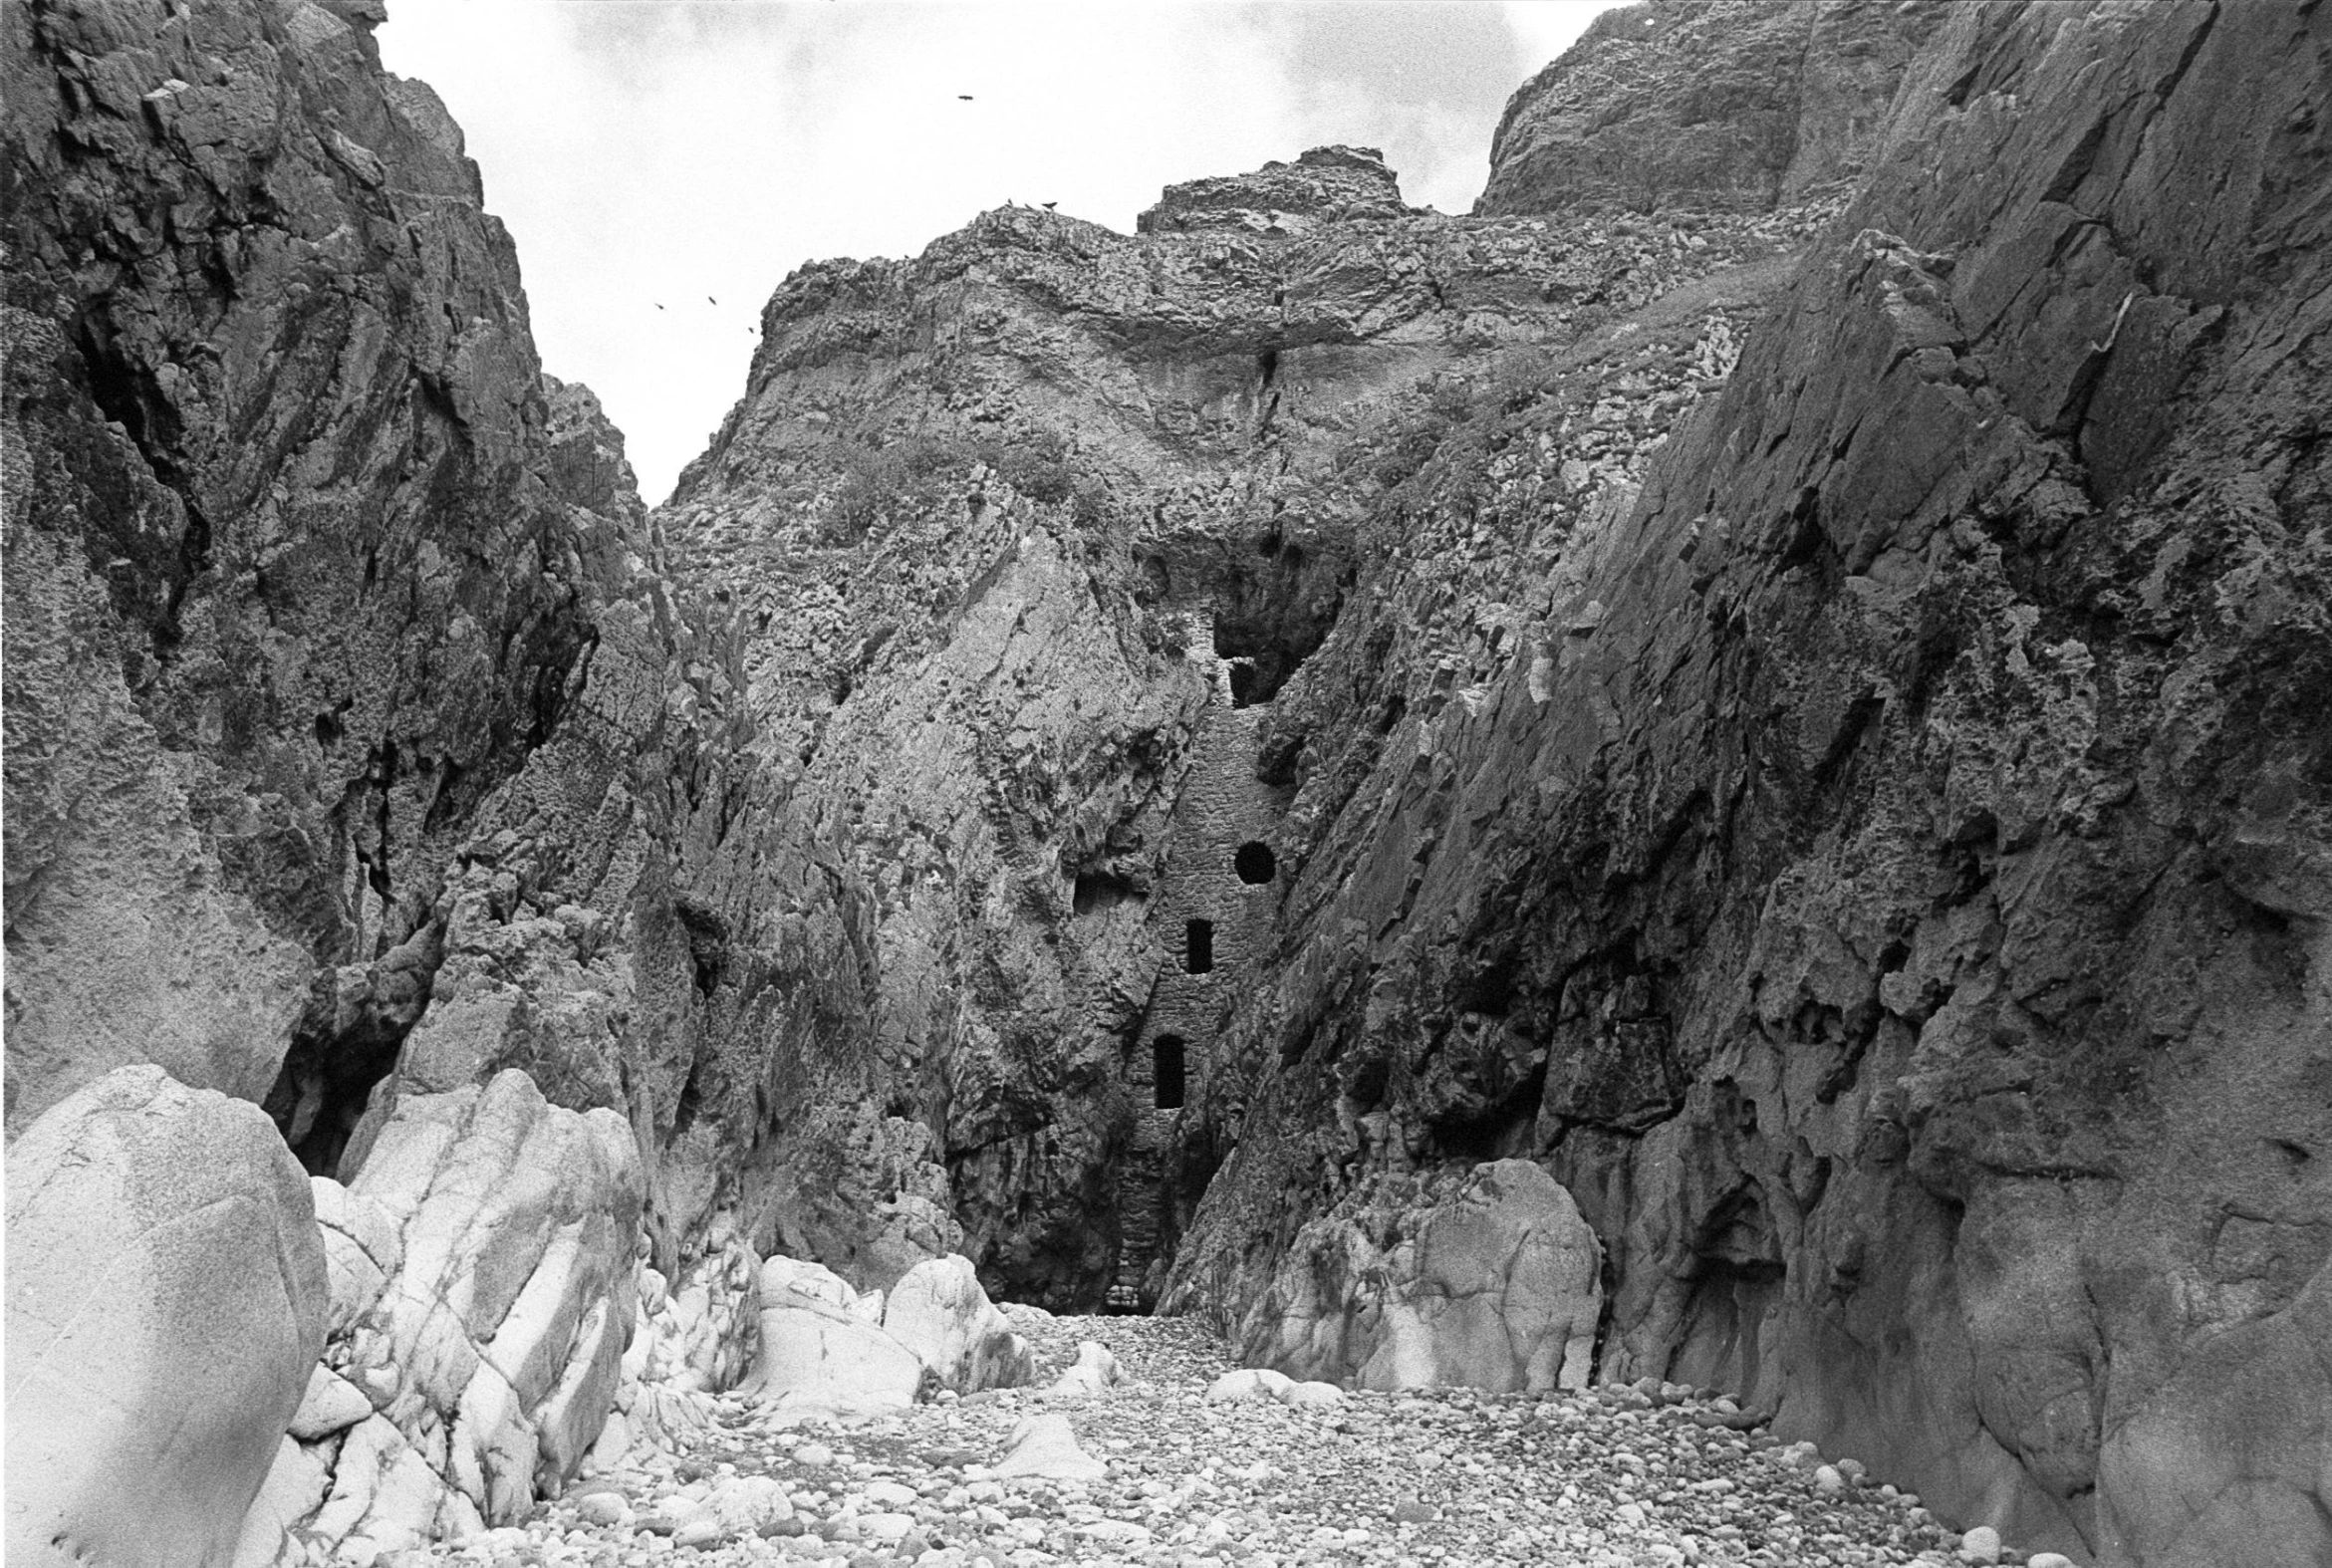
[8,2,2327,1563]
[1166,3,2332,1565]
[3,0,617,1132]
[1478,0,1952,217]
[656,139,1825,1307]
[0,0,755,1279]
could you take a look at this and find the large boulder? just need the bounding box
[744,1256,925,1415]
[4,1065,328,1568]
[1243,1160,1602,1395]
[881,1255,1033,1393]
[244,1069,643,1562]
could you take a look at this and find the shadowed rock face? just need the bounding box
[0,0,634,1136]
[1170,3,2332,1563]
[0,0,759,1283]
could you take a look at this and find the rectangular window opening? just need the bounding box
[1185,918,1214,974]
[1153,1036,1186,1111]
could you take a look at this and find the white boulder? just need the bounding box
[746,1254,925,1412]
[1046,1340,1128,1399]
[993,1412,1107,1481]
[883,1255,1033,1393]
[279,1068,643,1549]
[4,1066,328,1568]
[1205,1367,1294,1404]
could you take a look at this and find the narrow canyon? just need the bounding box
[4,3,2327,1567]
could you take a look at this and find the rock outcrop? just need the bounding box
[747,1254,929,1415]
[1137,143,1416,234]
[1476,0,1953,217]
[1243,1159,1602,1396]
[884,1254,1038,1394]
[0,0,627,1136]
[0,0,802,1373]
[5,1066,327,1568]
[7,4,2327,1566]
[241,1069,643,1559]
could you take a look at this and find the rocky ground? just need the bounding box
[408,1314,2042,1568]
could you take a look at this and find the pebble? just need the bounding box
[392,1313,2040,1566]
[1959,1523,2003,1563]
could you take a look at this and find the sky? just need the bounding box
[376,2,1625,505]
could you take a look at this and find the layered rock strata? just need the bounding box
[0,0,791,1298]
[245,1069,643,1557]
[5,3,2326,1567]
[0,0,625,1135]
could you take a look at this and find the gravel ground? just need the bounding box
[435,1313,2030,1568]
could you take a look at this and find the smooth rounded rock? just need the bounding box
[1205,1367,1294,1404]
[575,1489,631,1526]
[5,1066,328,1568]
[1045,1340,1125,1399]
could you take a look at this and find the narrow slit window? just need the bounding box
[1153,1036,1186,1111]
[1185,918,1214,974]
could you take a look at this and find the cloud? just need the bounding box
[376,1,1618,504]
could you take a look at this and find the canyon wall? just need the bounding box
[0,0,762,1278]
[1166,3,2332,1565]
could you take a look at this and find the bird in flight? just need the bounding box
[655,303,664,311]
[957,95,973,102]
[708,296,717,305]
[1042,201,1057,211]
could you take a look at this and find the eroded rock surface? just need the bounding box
[660,133,1827,1309]
[6,4,2327,1566]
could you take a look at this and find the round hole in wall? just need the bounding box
[1233,841,1276,885]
